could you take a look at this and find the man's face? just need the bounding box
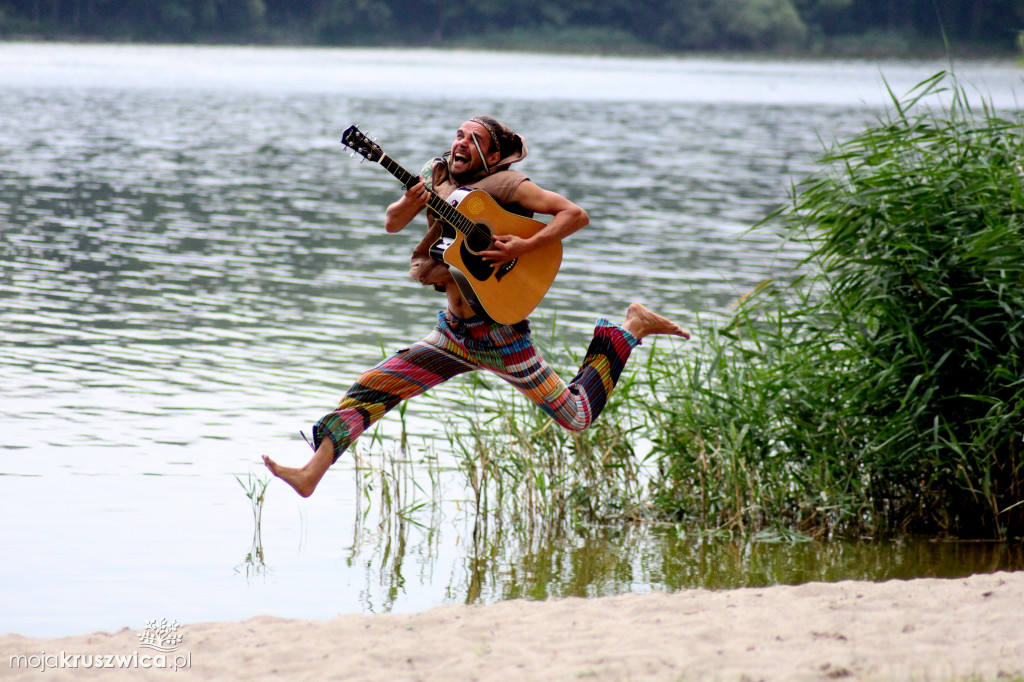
[449,121,495,179]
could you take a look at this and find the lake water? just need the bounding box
[2,43,1023,638]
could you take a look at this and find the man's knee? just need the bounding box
[549,408,591,432]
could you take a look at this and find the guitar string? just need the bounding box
[345,131,496,250]
[377,152,495,250]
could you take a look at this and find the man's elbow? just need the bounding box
[384,208,406,233]
[573,206,590,230]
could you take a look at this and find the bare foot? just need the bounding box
[262,438,334,498]
[622,303,690,341]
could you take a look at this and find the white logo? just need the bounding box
[136,618,184,653]
[9,619,191,673]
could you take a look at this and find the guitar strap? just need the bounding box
[470,132,490,175]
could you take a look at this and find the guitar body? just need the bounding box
[439,188,562,325]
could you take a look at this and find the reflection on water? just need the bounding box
[2,44,1022,637]
[430,522,1024,603]
[264,454,1024,617]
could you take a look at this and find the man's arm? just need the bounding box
[385,179,429,233]
[479,180,588,264]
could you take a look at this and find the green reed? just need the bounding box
[352,400,441,532]
[645,72,1024,539]
[444,331,653,531]
[236,470,269,536]
[444,72,1024,540]
[235,470,270,576]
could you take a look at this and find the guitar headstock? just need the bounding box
[341,125,383,163]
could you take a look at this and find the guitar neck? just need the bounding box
[375,154,475,238]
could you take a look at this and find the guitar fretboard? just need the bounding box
[375,154,479,239]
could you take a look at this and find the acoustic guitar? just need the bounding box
[341,125,562,325]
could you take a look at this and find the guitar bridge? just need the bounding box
[495,258,517,281]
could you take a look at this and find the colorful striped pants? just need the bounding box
[313,311,640,462]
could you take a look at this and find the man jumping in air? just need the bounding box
[264,116,688,497]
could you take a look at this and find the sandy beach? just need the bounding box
[2,571,1022,681]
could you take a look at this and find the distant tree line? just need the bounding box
[1,0,1022,53]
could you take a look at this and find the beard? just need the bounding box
[448,155,481,184]
[451,169,475,184]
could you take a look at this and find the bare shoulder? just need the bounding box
[510,179,579,216]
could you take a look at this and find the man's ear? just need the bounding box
[487,149,501,167]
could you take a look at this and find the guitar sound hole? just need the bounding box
[466,224,492,254]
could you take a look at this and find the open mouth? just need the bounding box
[452,152,471,164]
